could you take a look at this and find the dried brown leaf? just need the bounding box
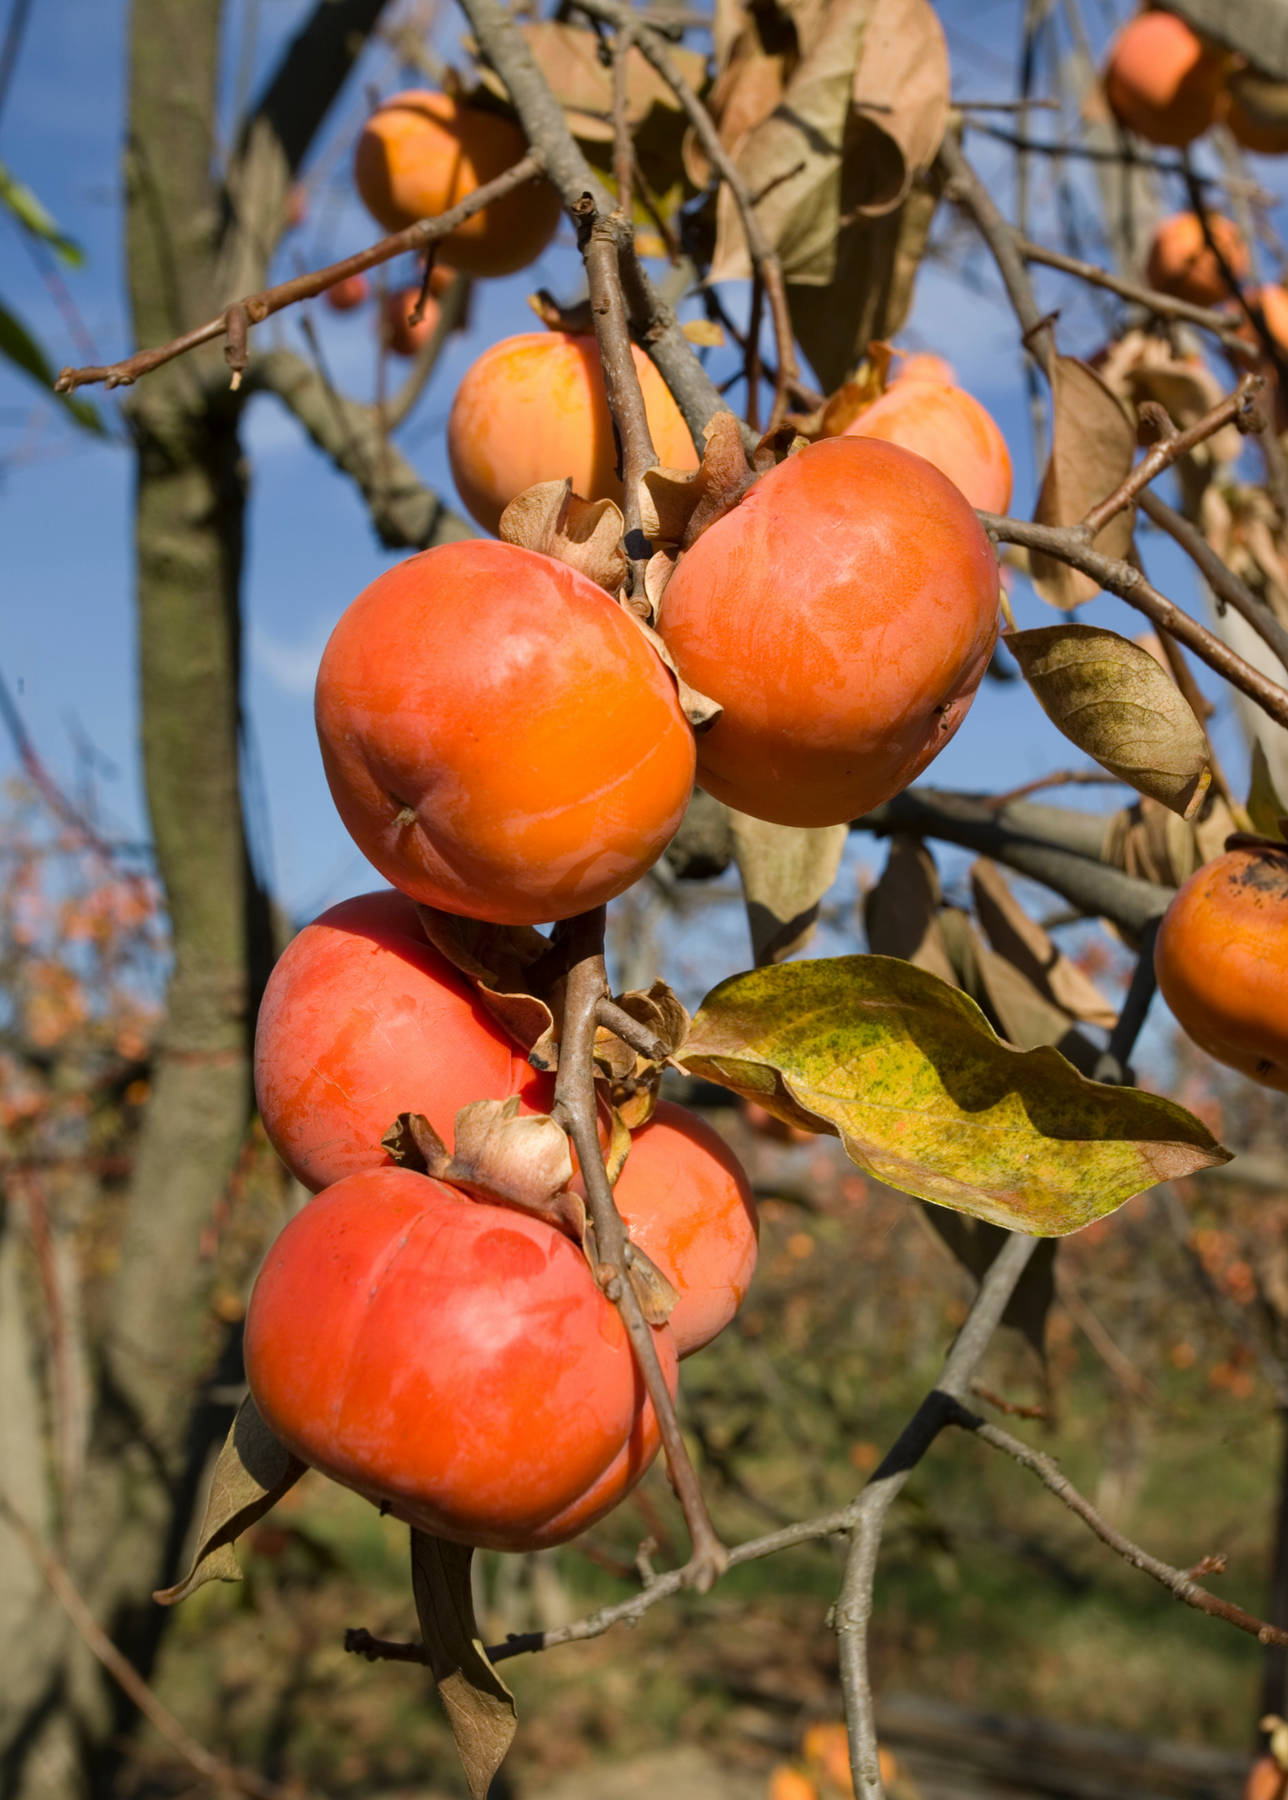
[414,907,557,1064]
[1008,623,1211,818]
[624,610,723,729]
[411,1533,516,1800]
[638,410,752,552]
[862,836,957,982]
[477,23,708,144]
[846,0,949,216]
[730,810,848,965]
[499,479,627,596]
[970,859,1118,1030]
[1247,739,1288,841]
[154,1399,304,1606]
[1030,358,1137,609]
[447,1096,585,1238]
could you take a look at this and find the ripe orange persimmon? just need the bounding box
[767,1770,818,1800]
[610,1101,757,1358]
[253,890,534,1192]
[382,286,439,356]
[1154,843,1288,1091]
[325,272,368,312]
[1246,1755,1288,1800]
[315,540,696,924]
[839,378,1012,513]
[1145,212,1248,304]
[656,437,999,828]
[1102,12,1226,147]
[446,332,699,536]
[244,1167,678,1550]
[353,90,560,277]
[891,349,956,386]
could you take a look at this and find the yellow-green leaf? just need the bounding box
[1007,623,1211,819]
[677,955,1230,1235]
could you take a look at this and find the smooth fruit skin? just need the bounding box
[447,332,699,537]
[315,540,696,924]
[656,437,1000,828]
[891,350,956,386]
[840,379,1012,513]
[612,1101,757,1358]
[353,90,560,278]
[1153,846,1288,1091]
[1102,13,1225,147]
[1145,213,1248,304]
[325,273,369,312]
[254,890,533,1192]
[1246,1757,1288,1800]
[245,1168,678,1550]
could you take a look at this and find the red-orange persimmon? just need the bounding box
[656,437,999,827]
[245,1167,678,1550]
[253,890,533,1191]
[315,541,696,925]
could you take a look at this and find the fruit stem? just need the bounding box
[550,906,728,1592]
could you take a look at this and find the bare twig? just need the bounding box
[572,0,801,428]
[1019,237,1255,354]
[1139,488,1288,671]
[54,155,541,393]
[1081,374,1265,539]
[0,1491,308,1800]
[948,1401,1288,1648]
[611,21,635,222]
[550,909,727,1591]
[937,132,1055,382]
[980,511,1288,730]
[594,997,667,1062]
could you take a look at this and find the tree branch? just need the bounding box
[1018,236,1256,355]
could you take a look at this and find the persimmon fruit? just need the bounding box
[325,273,369,312]
[253,890,535,1192]
[1246,1755,1288,1800]
[891,350,956,386]
[244,1167,678,1550]
[839,378,1013,513]
[656,437,1000,827]
[315,539,696,924]
[447,331,699,536]
[1102,12,1225,147]
[1145,212,1248,305]
[610,1100,758,1358]
[382,286,438,356]
[1153,843,1288,1091]
[353,90,560,277]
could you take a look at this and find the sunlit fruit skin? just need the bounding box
[253,890,534,1192]
[1153,845,1288,1092]
[611,1101,757,1358]
[839,379,1012,514]
[447,332,700,536]
[353,90,560,277]
[1145,213,1248,305]
[890,350,956,386]
[315,540,696,925]
[325,273,369,312]
[382,285,440,356]
[244,1168,678,1550]
[655,438,1000,828]
[1102,12,1225,147]
[1246,1755,1288,1800]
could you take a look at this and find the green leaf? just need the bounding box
[1246,738,1288,841]
[677,955,1230,1235]
[1007,623,1211,820]
[411,1532,517,1800]
[153,1397,305,1605]
[0,300,104,435]
[0,163,84,265]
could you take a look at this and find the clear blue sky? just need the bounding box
[3,0,1286,950]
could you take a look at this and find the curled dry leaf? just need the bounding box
[638,409,752,552]
[475,22,708,145]
[384,1100,586,1241]
[1094,330,1243,465]
[154,1397,304,1605]
[729,809,848,965]
[499,478,628,597]
[682,318,726,348]
[970,859,1118,1030]
[415,905,558,1066]
[623,609,723,729]
[862,834,957,982]
[602,978,692,1127]
[1101,791,1237,895]
[411,1533,516,1800]
[1030,357,1137,609]
[1007,623,1212,819]
[678,956,1231,1234]
[847,0,950,216]
[936,906,1100,1069]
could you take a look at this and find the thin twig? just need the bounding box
[1139,488,1288,671]
[54,154,541,393]
[1019,237,1255,354]
[937,132,1055,382]
[0,1491,308,1800]
[594,997,667,1062]
[550,909,727,1590]
[1081,374,1265,539]
[571,0,801,427]
[611,20,635,222]
[947,1401,1288,1647]
[980,511,1288,730]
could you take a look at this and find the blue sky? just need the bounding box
[4,0,1287,960]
